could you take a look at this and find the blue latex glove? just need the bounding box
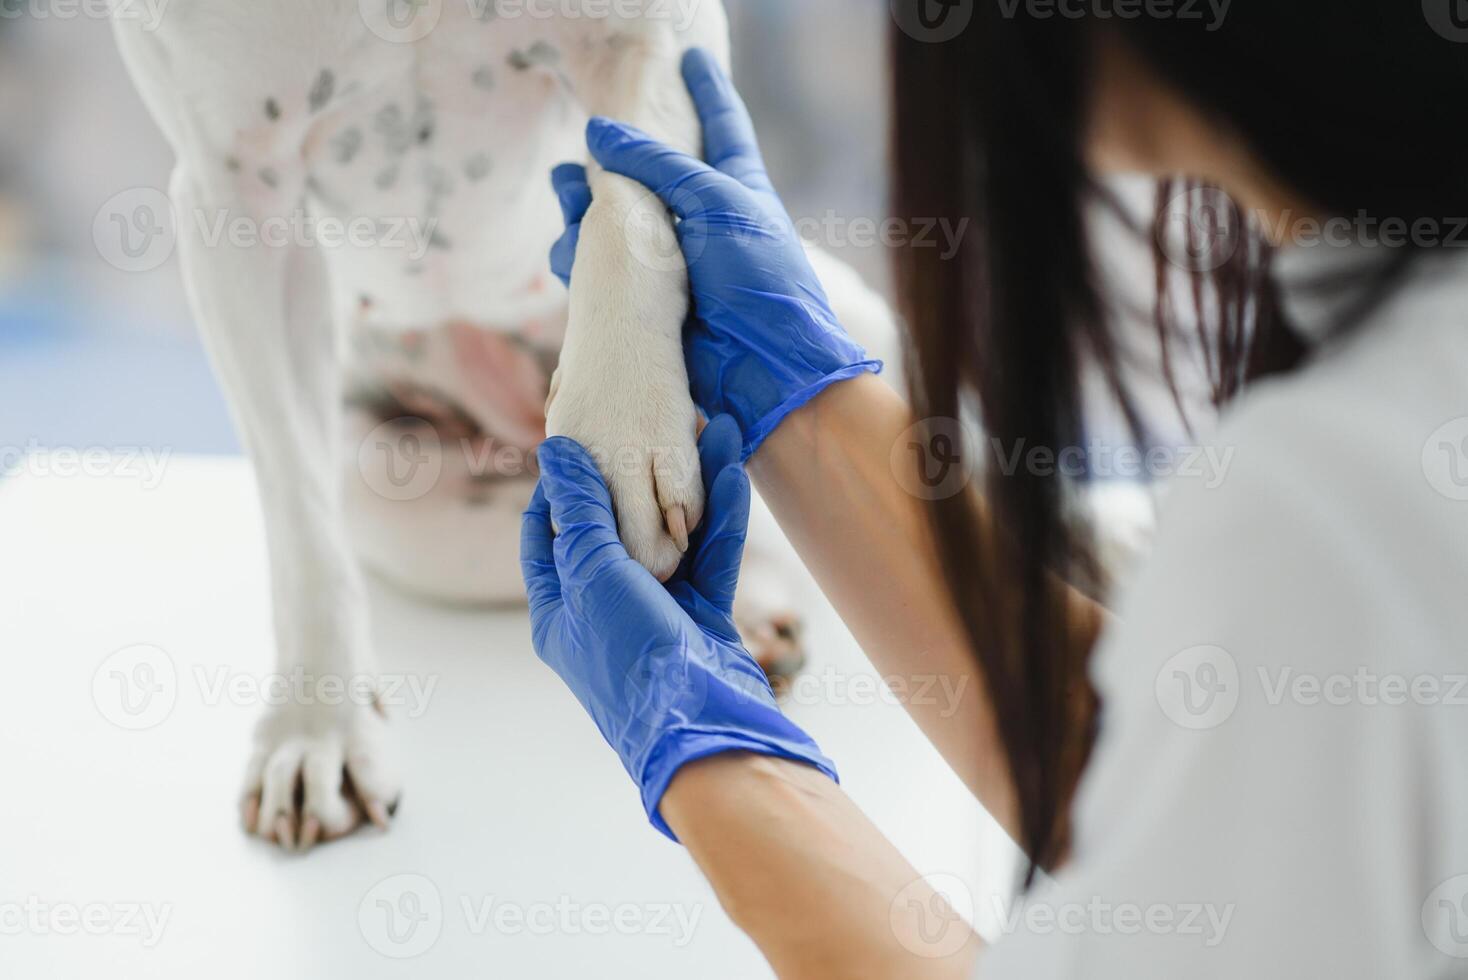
[520,415,837,839]
[549,48,881,461]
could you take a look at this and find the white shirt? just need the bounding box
[978,245,1468,978]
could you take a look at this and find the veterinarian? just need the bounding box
[522,6,1468,976]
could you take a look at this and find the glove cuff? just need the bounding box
[639,726,839,842]
[739,360,883,461]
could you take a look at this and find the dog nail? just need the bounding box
[366,801,390,830]
[666,505,689,552]
[275,815,296,850]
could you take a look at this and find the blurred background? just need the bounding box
[0,0,892,457]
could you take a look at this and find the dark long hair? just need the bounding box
[890,4,1468,879]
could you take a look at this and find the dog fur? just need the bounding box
[113,0,897,849]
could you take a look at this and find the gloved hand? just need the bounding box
[520,415,837,839]
[549,48,881,461]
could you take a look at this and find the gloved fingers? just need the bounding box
[586,117,737,221]
[549,223,580,288]
[688,463,751,617]
[695,414,743,485]
[551,163,592,224]
[538,437,628,575]
[663,414,740,588]
[549,164,591,287]
[519,482,563,615]
[680,48,776,196]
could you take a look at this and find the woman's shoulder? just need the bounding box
[1212,251,1468,553]
[1095,252,1468,686]
[1252,248,1468,441]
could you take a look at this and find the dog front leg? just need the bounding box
[544,31,728,580]
[171,164,400,851]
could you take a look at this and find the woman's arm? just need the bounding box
[662,752,983,980]
[522,420,982,977]
[750,373,1108,838]
[555,48,1106,847]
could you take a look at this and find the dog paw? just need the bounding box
[545,365,704,582]
[734,509,812,688]
[241,699,401,853]
[737,609,807,689]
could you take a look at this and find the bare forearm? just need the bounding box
[748,375,1105,838]
[662,753,981,980]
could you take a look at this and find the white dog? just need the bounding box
[113,0,896,850]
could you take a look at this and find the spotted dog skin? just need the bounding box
[112,0,898,850]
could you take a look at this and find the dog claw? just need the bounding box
[242,797,260,834]
[665,505,689,553]
[365,800,390,831]
[299,816,321,850]
[275,814,296,851]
